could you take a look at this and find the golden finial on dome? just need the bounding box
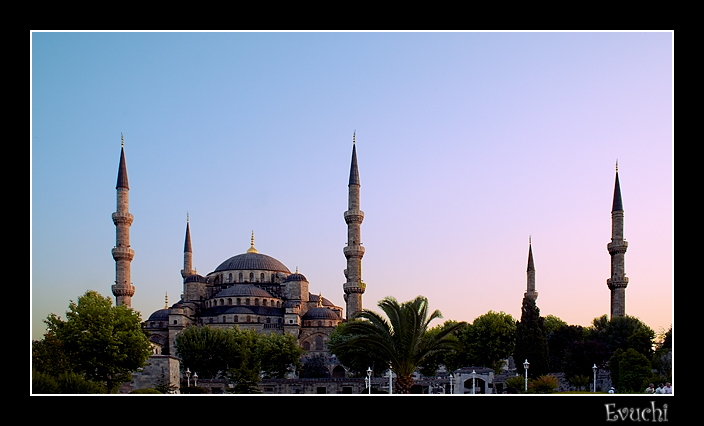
[318,293,323,308]
[247,230,258,253]
[165,292,168,309]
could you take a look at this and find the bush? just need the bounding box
[130,388,162,394]
[530,375,559,394]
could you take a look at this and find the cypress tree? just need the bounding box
[514,296,550,378]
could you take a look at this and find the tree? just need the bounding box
[175,325,303,393]
[461,311,516,373]
[610,348,652,393]
[587,314,655,358]
[327,295,463,393]
[300,353,331,378]
[258,332,303,379]
[38,290,152,393]
[514,296,549,376]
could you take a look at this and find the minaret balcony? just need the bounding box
[112,284,135,297]
[607,241,628,255]
[112,211,134,225]
[607,277,629,289]
[344,210,364,224]
[112,246,135,261]
[343,245,365,258]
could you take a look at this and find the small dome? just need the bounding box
[303,307,341,321]
[214,284,274,299]
[284,272,308,282]
[147,308,170,322]
[184,274,208,284]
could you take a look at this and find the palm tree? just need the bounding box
[329,295,463,393]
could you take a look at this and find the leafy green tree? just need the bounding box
[610,348,652,393]
[328,296,463,393]
[328,321,391,377]
[514,296,549,376]
[300,353,331,378]
[39,290,152,393]
[258,332,303,379]
[175,325,233,379]
[461,311,516,373]
[587,314,655,358]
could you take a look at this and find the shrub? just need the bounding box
[130,388,162,394]
[530,375,559,394]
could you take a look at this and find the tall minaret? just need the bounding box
[525,236,538,301]
[343,132,365,320]
[181,213,195,279]
[112,134,135,307]
[607,161,628,318]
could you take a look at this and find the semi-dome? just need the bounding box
[213,252,291,274]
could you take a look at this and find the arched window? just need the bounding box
[239,272,243,282]
[315,335,324,351]
[228,273,232,282]
[246,298,250,306]
[249,272,254,282]
[255,298,260,306]
[260,273,265,282]
[227,298,232,305]
[237,298,241,305]
[234,315,239,322]
[271,274,276,283]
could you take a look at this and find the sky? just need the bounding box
[31,31,673,342]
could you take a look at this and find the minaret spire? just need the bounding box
[181,213,195,279]
[607,162,628,318]
[525,236,538,301]
[112,134,135,307]
[343,132,365,320]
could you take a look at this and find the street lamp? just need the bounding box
[523,359,530,392]
[387,364,393,395]
[193,372,198,387]
[185,368,191,387]
[366,367,373,394]
[592,364,598,393]
[449,373,454,394]
[472,370,477,395]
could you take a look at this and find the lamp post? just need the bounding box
[472,370,477,395]
[185,368,191,387]
[592,364,598,393]
[387,364,393,395]
[523,359,530,393]
[193,372,198,387]
[366,367,372,395]
[449,373,454,395]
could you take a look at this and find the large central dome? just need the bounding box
[213,252,291,273]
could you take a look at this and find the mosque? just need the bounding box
[111,133,366,357]
[111,131,630,389]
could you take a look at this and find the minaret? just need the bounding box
[181,213,195,279]
[343,132,365,320]
[607,161,628,318]
[525,236,538,301]
[112,134,135,307]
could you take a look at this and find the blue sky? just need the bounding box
[31,31,673,341]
